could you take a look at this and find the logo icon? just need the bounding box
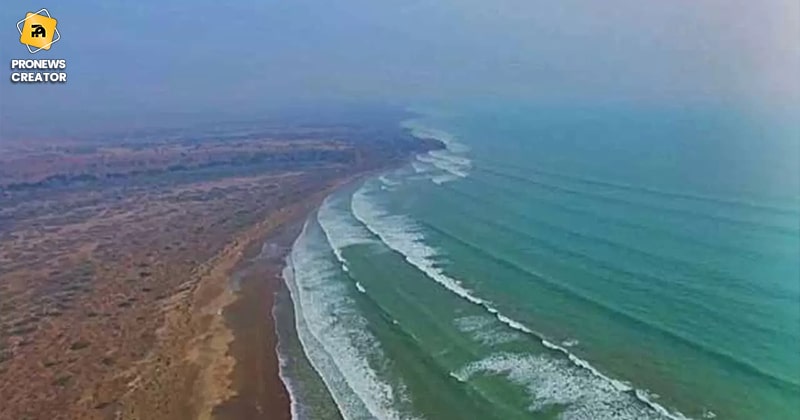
[31,24,47,38]
[17,9,60,53]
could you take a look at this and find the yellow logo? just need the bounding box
[17,9,60,53]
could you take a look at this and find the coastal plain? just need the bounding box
[0,119,439,420]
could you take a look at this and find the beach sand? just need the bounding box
[211,204,322,420]
[211,179,365,420]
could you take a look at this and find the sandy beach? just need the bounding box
[211,187,338,420]
[213,173,389,420]
[0,120,440,420]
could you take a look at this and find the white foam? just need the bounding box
[403,118,472,184]
[283,218,416,420]
[350,181,693,420]
[449,371,465,382]
[454,315,522,346]
[497,314,534,334]
[378,175,401,188]
[562,339,580,348]
[431,174,460,185]
[317,192,377,273]
[355,281,366,293]
[430,149,472,167]
[416,152,469,179]
[402,119,470,153]
[273,284,302,420]
[541,340,632,393]
[415,154,463,184]
[352,182,484,307]
[453,315,493,332]
[411,160,433,174]
[455,353,664,419]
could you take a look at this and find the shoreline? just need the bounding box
[206,122,445,419]
[212,167,419,420]
[0,117,443,420]
[211,184,344,420]
[261,148,695,420]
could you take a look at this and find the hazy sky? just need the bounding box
[1,0,798,137]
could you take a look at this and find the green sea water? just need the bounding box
[279,104,800,420]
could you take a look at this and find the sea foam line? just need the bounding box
[283,217,415,420]
[318,193,379,288]
[283,223,370,420]
[453,352,664,419]
[350,180,693,420]
[273,274,303,420]
[317,192,422,418]
[403,118,472,184]
[379,175,401,188]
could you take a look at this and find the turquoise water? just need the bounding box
[281,105,800,419]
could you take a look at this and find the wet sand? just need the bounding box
[212,186,343,420]
[213,225,297,420]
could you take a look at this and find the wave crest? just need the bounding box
[351,180,692,420]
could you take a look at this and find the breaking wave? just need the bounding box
[403,118,472,184]
[283,215,417,420]
[350,179,692,420]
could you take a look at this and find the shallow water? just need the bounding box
[281,105,800,419]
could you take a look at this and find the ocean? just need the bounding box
[276,104,800,420]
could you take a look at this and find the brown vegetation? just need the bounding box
[0,122,439,420]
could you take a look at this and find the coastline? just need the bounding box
[211,162,436,419]
[211,183,346,420]
[260,122,699,420]
[195,112,448,419]
[0,116,444,420]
